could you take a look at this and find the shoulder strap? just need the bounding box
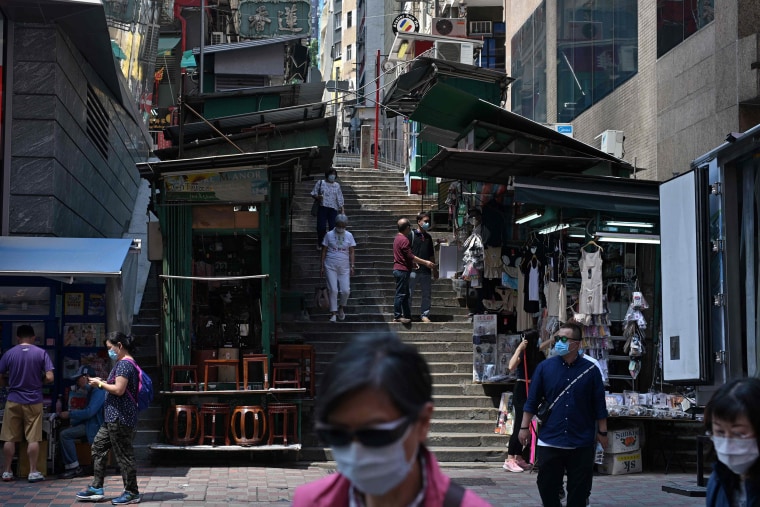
[121,358,142,405]
[547,362,597,411]
[442,480,465,507]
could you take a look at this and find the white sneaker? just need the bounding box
[337,307,345,321]
[329,314,337,322]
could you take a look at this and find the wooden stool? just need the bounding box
[242,354,269,390]
[170,365,199,391]
[277,344,316,397]
[203,359,240,390]
[199,403,231,446]
[267,403,298,446]
[164,404,200,445]
[272,362,301,389]
[230,405,267,446]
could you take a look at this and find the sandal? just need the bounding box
[2,471,14,482]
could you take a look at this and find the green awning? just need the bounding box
[111,40,127,60]
[158,37,181,56]
[181,49,197,68]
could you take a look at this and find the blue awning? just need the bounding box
[0,237,135,279]
[158,37,181,56]
[111,40,127,60]
[181,49,197,68]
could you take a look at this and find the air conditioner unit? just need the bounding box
[567,21,602,41]
[210,32,225,45]
[600,130,624,158]
[434,40,474,64]
[432,17,467,37]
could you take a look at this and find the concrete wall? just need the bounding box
[8,23,149,237]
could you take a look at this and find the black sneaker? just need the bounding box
[59,466,83,479]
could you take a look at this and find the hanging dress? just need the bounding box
[578,248,604,315]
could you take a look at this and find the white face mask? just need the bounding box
[712,436,760,475]
[469,218,478,226]
[334,227,345,234]
[331,425,416,496]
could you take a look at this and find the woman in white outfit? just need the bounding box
[320,214,356,322]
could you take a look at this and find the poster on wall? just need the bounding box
[64,293,85,316]
[87,293,106,316]
[0,287,51,315]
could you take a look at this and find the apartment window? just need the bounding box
[334,12,342,30]
[657,0,714,57]
[333,43,342,60]
[347,11,352,28]
[347,44,352,61]
[555,0,638,122]
[470,21,492,36]
[510,3,547,122]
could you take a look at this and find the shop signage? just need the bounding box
[163,167,268,203]
[392,14,419,35]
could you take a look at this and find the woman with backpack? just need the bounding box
[76,332,142,505]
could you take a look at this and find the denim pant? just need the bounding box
[393,269,411,319]
[91,421,138,495]
[408,270,432,318]
[536,445,595,507]
[60,423,87,468]
[316,206,338,247]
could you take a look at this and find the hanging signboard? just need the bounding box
[163,168,268,203]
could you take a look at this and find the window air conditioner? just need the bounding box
[211,32,225,45]
[432,18,467,37]
[434,40,474,64]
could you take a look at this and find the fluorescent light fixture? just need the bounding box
[537,223,570,235]
[604,221,655,228]
[234,205,258,212]
[568,233,586,238]
[515,211,543,224]
[597,233,660,244]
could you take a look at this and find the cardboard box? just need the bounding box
[607,427,640,453]
[597,450,642,475]
[18,441,47,476]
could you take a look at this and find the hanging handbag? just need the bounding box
[314,279,329,310]
[310,180,323,217]
[535,362,597,425]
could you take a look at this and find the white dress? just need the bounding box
[578,248,604,315]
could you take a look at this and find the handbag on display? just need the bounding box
[310,180,323,217]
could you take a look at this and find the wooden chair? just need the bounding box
[203,359,240,390]
[277,344,316,397]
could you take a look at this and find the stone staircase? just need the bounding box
[129,263,163,459]
[282,167,505,463]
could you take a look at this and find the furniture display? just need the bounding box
[242,354,269,390]
[199,402,231,446]
[170,365,199,391]
[267,403,298,446]
[204,359,240,391]
[164,404,200,445]
[230,405,267,446]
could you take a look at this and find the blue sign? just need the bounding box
[557,125,573,134]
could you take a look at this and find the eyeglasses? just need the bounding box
[315,416,413,448]
[708,431,756,441]
[554,335,582,343]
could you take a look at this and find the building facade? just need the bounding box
[506,0,760,181]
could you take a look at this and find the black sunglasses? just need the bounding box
[554,335,582,343]
[315,416,413,448]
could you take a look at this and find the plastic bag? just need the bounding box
[314,285,329,310]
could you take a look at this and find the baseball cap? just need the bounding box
[69,365,95,381]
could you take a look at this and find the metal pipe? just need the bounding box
[374,49,380,169]
[200,0,205,94]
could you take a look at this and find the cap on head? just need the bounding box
[336,214,349,225]
[70,365,96,381]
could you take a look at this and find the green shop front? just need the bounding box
[137,147,330,451]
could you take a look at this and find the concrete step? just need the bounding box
[427,431,506,448]
[431,406,498,421]
[431,394,494,408]
[429,418,499,434]
[298,444,504,463]
[279,322,474,336]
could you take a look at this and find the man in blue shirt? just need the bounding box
[517,322,608,507]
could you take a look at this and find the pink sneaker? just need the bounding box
[502,459,524,473]
[515,457,533,470]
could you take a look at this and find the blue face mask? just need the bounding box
[554,340,570,355]
[328,175,336,182]
[421,222,430,230]
[108,349,118,360]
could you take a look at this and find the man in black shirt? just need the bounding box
[409,212,436,323]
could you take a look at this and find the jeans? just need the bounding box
[409,270,432,318]
[316,206,338,247]
[60,423,88,468]
[536,445,595,507]
[393,269,411,319]
[325,259,350,312]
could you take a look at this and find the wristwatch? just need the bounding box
[598,431,608,436]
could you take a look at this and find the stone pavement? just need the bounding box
[0,461,707,506]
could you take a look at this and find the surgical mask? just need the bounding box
[335,227,345,234]
[554,340,570,356]
[331,426,416,496]
[108,349,118,360]
[469,218,478,225]
[328,175,336,182]
[712,435,760,475]
[421,222,430,230]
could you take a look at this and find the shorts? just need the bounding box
[0,401,43,442]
